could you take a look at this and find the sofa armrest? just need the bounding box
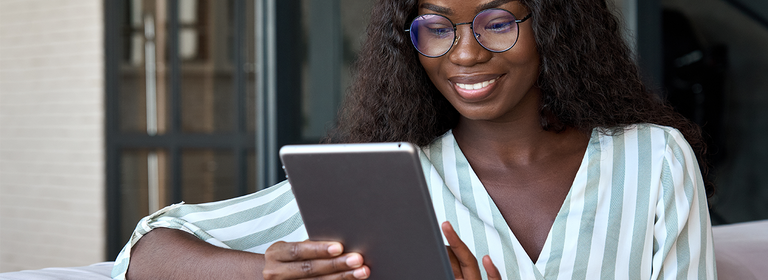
[713,219,768,280]
[0,261,113,280]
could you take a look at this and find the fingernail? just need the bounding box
[353,267,369,279]
[328,243,342,255]
[345,254,363,267]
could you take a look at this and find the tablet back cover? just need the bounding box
[280,143,453,280]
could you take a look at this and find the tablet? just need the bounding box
[279,142,454,280]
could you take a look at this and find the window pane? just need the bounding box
[245,0,257,132]
[107,0,257,259]
[291,0,373,143]
[181,149,236,203]
[119,148,169,247]
[119,0,169,134]
[247,149,257,193]
[180,0,237,133]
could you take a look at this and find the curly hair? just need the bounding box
[327,0,712,196]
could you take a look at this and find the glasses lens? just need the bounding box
[473,9,519,52]
[409,14,454,57]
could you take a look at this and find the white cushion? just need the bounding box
[0,262,113,280]
[713,219,768,280]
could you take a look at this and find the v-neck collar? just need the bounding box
[427,129,600,277]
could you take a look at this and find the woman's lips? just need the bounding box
[451,76,500,101]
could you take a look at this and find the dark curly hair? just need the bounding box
[328,0,712,196]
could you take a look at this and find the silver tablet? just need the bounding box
[279,142,453,280]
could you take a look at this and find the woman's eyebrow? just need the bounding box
[420,3,454,15]
[420,0,515,16]
[476,0,514,13]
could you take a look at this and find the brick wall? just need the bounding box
[0,0,105,272]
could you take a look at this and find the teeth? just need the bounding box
[456,78,496,90]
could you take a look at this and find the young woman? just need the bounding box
[114,0,716,279]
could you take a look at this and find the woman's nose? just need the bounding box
[448,25,492,66]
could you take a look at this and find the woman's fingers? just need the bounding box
[443,222,501,280]
[442,221,481,280]
[482,255,502,280]
[282,253,363,276]
[293,265,370,280]
[266,241,344,261]
[446,246,463,279]
[263,241,369,279]
[264,262,369,280]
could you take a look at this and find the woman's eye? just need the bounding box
[426,25,453,38]
[484,20,513,33]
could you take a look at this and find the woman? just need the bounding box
[114,0,716,279]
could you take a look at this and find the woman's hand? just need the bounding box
[442,222,501,280]
[262,240,370,280]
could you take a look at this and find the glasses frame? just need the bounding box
[405,8,532,58]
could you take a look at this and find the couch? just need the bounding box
[1,220,766,279]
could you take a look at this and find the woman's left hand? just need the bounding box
[442,221,502,280]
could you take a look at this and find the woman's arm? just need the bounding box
[651,129,716,280]
[114,182,368,279]
[126,228,370,280]
[127,228,264,280]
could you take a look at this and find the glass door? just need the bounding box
[105,0,256,258]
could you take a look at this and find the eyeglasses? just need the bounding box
[405,9,532,58]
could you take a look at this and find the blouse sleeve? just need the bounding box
[651,128,716,280]
[110,180,307,280]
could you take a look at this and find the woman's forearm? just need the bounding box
[126,227,266,280]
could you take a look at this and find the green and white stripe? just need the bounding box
[112,124,716,280]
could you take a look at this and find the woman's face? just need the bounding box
[416,0,540,123]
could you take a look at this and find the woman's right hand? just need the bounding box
[443,222,501,280]
[262,240,370,280]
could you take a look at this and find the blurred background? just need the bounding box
[0,0,766,272]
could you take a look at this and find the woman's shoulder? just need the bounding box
[164,180,295,218]
[593,124,696,167]
[596,123,687,144]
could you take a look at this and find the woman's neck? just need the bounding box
[452,116,588,167]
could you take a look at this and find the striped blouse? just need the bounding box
[112,124,716,280]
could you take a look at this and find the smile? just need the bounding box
[455,78,497,90]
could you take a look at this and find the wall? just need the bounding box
[0,0,105,272]
[663,0,768,223]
